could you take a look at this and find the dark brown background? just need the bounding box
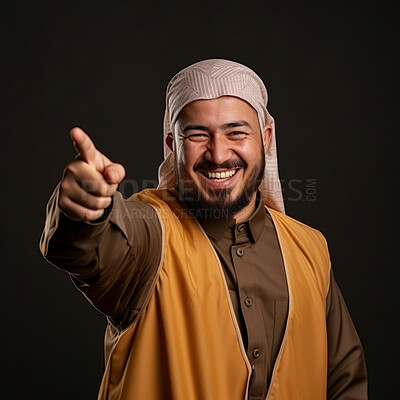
[1,0,398,398]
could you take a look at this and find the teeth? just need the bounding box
[204,169,237,181]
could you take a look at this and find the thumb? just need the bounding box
[103,163,126,185]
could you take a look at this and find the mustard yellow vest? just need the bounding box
[98,189,331,400]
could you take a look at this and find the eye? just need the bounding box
[186,133,209,142]
[229,131,247,139]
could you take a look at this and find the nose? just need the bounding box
[204,135,232,166]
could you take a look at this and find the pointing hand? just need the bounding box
[58,127,126,221]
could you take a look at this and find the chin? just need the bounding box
[176,155,264,220]
[180,185,253,220]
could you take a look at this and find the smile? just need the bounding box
[200,169,238,182]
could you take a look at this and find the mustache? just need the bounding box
[193,159,246,172]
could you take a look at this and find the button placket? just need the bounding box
[250,364,256,385]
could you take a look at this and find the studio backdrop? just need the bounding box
[0,1,397,399]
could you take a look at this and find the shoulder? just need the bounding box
[130,188,193,225]
[130,188,180,213]
[108,190,163,249]
[266,207,326,246]
[267,207,330,256]
[267,208,332,294]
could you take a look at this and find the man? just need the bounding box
[40,59,367,399]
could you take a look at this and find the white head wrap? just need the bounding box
[157,58,285,214]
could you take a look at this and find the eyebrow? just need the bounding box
[182,120,251,133]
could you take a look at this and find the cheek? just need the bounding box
[235,139,263,163]
[180,142,204,169]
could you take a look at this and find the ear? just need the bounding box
[262,125,273,152]
[166,133,174,152]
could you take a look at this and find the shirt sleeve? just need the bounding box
[39,183,163,329]
[326,269,368,399]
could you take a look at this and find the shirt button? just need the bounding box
[237,223,245,232]
[245,297,253,307]
[252,348,261,358]
[236,248,244,257]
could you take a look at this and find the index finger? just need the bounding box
[70,127,98,164]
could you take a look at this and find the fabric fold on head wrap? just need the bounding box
[158,58,285,214]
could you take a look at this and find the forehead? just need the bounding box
[177,96,259,126]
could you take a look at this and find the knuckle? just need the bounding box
[81,212,90,221]
[82,178,99,193]
[59,179,68,193]
[92,197,104,210]
[105,197,112,208]
[66,160,85,176]
[59,196,74,217]
[78,189,90,204]
[65,162,76,175]
[108,183,118,195]
[58,195,67,210]
[80,208,92,221]
[82,209,101,222]
[98,182,109,196]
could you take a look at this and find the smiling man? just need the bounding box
[174,96,270,221]
[40,59,367,400]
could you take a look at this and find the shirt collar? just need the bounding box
[197,192,266,243]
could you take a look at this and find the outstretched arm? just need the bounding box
[39,128,162,328]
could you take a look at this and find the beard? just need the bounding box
[176,147,265,220]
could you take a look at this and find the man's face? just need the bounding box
[172,96,271,219]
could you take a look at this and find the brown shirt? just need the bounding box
[198,194,288,399]
[42,187,368,400]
